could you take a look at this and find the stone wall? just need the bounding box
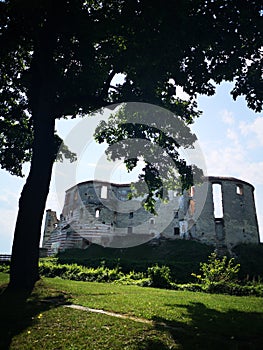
[42,177,260,255]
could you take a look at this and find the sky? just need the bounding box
[0,81,262,253]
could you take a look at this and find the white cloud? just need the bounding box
[0,206,17,253]
[239,117,263,147]
[226,128,239,145]
[221,109,235,125]
[200,134,263,186]
[0,189,19,208]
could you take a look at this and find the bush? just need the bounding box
[203,281,263,297]
[0,263,10,273]
[189,252,263,296]
[192,252,240,285]
[147,265,172,289]
[39,261,124,283]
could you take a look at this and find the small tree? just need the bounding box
[192,252,240,285]
[147,265,172,289]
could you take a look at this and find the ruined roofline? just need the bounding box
[207,176,255,191]
[65,176,255,193]
[65,179,132,193]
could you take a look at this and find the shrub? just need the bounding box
[38,261,124,283]
[147,264,172,289]
[0,263,10,273]
[203,281,263,297]
[192,252,240,285]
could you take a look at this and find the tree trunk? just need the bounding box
[9,114,55,291]
[8,6,59,291]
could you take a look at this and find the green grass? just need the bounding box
[1,272,263,349]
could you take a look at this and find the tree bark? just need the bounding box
[9,113,55,291]
[8,4,59,291]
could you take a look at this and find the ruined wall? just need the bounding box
[211,177,259,249]
[42,210,59,248]
[42,177,260,255]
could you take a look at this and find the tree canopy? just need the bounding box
[1,0,261,173]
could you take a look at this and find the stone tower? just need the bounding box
[42,209,59,247]
[194,177,260,253]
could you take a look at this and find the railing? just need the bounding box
[0,254,11,262]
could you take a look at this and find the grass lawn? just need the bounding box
[0,272,263,349]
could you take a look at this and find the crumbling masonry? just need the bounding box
[42,176,260,255]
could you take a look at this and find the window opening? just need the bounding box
[174,227,180,235]
[95,209,100,218]
[101,185,108,199]
[212,183,223,219]
[149,218,155,225]
[74,190,78,201]
[129,212,133,219]
[236,184,243,195]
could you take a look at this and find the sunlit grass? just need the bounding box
[1,273,262,349]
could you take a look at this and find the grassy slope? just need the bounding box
[58,241,263,281]
[1,273,263,350]
[57,240,214,282]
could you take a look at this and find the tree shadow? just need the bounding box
[0,280,70,349]
[137,301,263,350]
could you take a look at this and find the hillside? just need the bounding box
[57,240,263,282]
[57,239,214,283]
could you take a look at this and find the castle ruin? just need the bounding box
[42,176,260,255]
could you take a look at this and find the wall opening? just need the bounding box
[149,218,155,225]
[236,184,243,195]
[174,227,180,235]
[74,190,78,201]
[101,185,108,199]
[212,183,223,219]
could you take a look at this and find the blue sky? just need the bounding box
[0,81,262,253]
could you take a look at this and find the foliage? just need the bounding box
[192,252,240,284]
[114,271,151,287]
[1,257,262,297]
[176,282,263,297]
[57,240,214,283]
[147,264,172,289]
[0,263,10,274]
[203,281,263,297]
[38,261,124,283]
[94,103,204,212]
[233,243,263,281]
[187,253,263,296]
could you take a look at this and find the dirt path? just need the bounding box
[64,304,185,332]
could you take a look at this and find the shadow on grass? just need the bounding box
[0,280,70,349]
[138,302,263,350]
